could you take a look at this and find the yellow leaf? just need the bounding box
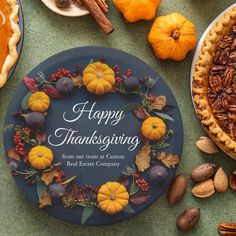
[72,75,83,88]
[157,152,179,168]
[149,96,166,111]
[135,143,151,172]
[39,191,51,208]
[8,148,21,161]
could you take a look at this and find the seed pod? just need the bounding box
[176,208,200,231]
[191,163,216,182]
[167,174,187,204]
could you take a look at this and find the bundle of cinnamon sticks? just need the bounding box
[80,0,114,35]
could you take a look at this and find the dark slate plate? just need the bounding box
[3,47,183,226]
[6,0,24,85]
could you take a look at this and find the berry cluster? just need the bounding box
[56,171,65,184]
[13,128,31,159]
[147,94,156,101]
[71,65,81,77]
[50,68,72,81]
[125,68,132,77]
[113,64,120,76]
[133,173,149,191]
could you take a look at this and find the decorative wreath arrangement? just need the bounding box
[5,59,179,224]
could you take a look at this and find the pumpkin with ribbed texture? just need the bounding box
[113,0,161,22]
[83,62,115,95]
[141,117,166,141]
[97,182,129,214]
[28,91,50,112]
[28,146,53,170]
[148,12,197,61]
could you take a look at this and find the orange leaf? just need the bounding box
[39,191,51,208]
[135,143,151,172]
[41,164,61,185]
[157,152,179,168]
[8,148,21,161]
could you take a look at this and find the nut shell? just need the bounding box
[196,136,219,154]
[213,167,228,193]
[191,179,215,198]
[176,208,200,231]
[167,174,187,204]
[191,163,216,182]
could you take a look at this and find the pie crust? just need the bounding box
[0,0,21,88]
[192,6,236,158]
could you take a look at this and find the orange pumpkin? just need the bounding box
[148,12,197,61]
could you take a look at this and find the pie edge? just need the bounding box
[192,6,236,158]
[0,0,21,88]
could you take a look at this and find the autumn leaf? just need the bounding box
[135,143,151,172]
[39,191,52,208]
[41,164,61,185]
[71,75,83,88]
[157,152,179,168]
[133,107,150,120]
[130,191,151,205]
[8,148,20,161]
[149,96,166,111]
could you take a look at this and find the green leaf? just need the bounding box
[152,111,174,121]
[123,205,135,214]
[21,91,32,110]
[130,182,139,196]
[88,58,94,64]
[122,103,140,112]
[156,143,170,150]
[37,178,46,201]
[81,207,94,225]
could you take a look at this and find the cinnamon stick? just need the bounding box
[95,0,108,13]
[81,0,114,35]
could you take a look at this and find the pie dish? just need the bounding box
[192,6,236,158]
[0,0,21,88]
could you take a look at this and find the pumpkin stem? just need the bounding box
[171,29,180,40]
[110,194,116,200]
[152,123,157,129]
[96,72,103,78]
[38,154,43,158]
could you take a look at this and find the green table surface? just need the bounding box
[1,0,236,235]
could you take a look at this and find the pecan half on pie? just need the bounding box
[0,0,21,88]
[192,6,236,158]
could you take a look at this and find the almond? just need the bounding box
[191,179,215,198]
[168,174,187,204]
[214,167,228,192]
[196,136,219,154]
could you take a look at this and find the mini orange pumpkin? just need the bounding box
[141,117,166,141]
[148,12,197,61]
[97,182,129,214]
[28,146,53,170]
[28,91,50,112]
[113,0,161,23]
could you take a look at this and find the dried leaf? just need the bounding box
[157,152,179,168]
[37,179,46,200]
[133,107,150,120]
[71,75,83,88]
[130,191,151,205]
[8,148,20,161]
[23,77,39,93]
[41,164,61,185]
[39,191,52,208]
[135,143,151,172]
[149,96,166,111]
[43,84,61,99]
[35,131,47,144]
[62,175,77,187]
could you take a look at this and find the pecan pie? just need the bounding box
[0,0,21,88]
[192,6,236,158]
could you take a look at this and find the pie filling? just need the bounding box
[0,1,13,70]
[207,25,236,141]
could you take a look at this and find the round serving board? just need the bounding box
[41,0,89,17]
[4,47,183,225]
[7,0,24,85]
[190,3,236,160]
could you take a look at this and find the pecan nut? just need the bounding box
[218,222,236,235]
